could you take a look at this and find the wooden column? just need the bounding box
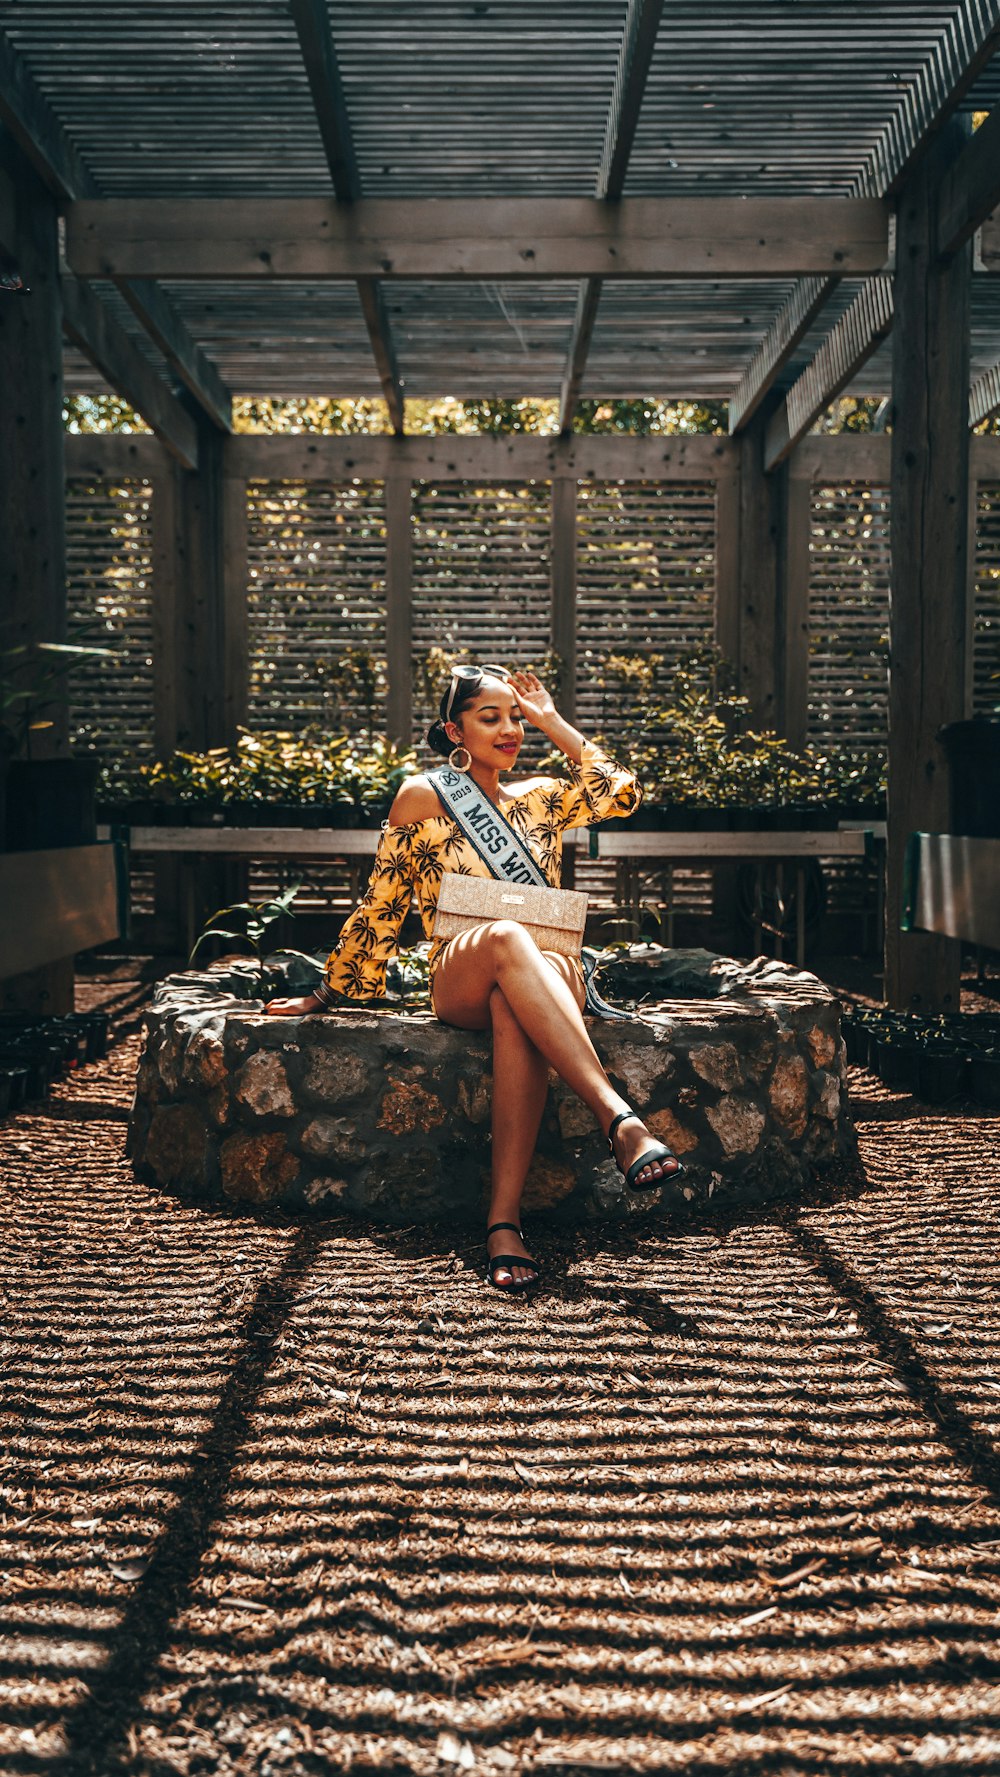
[779,475,812,749]
[0,145,74,1011]
[885,120,972,1012]
[550,476,578,721]
[384,474,413,745]
[0,143,66,753]
[148,421,247,948]
[736,409,785,728]
[714,475,741,669]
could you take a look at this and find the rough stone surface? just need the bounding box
[234,1050,295,1119]
[128,951,857,1224]
[220,1130,300,1205]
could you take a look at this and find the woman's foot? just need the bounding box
[264,993,325,1016]
[486,1222,540,1292]
[608,1111,682,1188]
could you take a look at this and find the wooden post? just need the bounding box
[736,410,784,728]
[0,146,74,1012]
[779,476,812,749]
[0,145,66,752]
[550,476,578,722]
[384,474,413,745]
[885,120,973,1012]
[148,419,245,947]
[714,475,741,669]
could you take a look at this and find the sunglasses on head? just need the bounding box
[444,662,511,721]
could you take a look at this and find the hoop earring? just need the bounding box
[449,745,472,773]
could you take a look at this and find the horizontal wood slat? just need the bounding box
[576,481,716,746]
[245,480,388,734]
[65,477,155,763]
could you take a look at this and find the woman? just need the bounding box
[266,665,680,1290]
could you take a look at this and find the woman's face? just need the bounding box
[446,676,524,768]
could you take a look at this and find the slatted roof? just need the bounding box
[2,0,998,409]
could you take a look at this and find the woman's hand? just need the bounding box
[264,992,326,1016]
[507,670,558,732]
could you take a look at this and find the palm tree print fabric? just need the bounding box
[324,740,640,1000]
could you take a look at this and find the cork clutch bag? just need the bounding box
[432,871,588,958]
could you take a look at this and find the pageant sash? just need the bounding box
[428,764,629,1021]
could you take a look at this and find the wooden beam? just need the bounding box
[384,478,413,746]
[559,0,664,431]
[289,0,404,435]
[64,196,891,282]
[737,412,784,726]
[356,276,404,435]
[885,122,973,1012]
[787,434,891,484]
[970,360,1000,427]
[558,280,603,434]
[728,276,836,434]
[0,28,232,432]
[288,0,361,201]
[114,278,232,433]
[938,105,1000,256]
[64,432,168,479]
[764,278,894,471]
[61,275,199,470]
[220,431,739,483]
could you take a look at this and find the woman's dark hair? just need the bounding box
[426,666,499,756]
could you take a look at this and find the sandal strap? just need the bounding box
[486,1221,522,1238]
[607,1109,639,1150]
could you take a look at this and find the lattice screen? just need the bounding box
[974,484,1000,715]
[576,481,717,744]
[808,485,890,751]
[65,478,155,760]
[411,481,552,759]
[246,480,388,734]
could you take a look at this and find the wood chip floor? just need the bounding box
[2,961,1000,1775]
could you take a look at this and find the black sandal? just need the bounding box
[485,1221,540,1293]
[607,1110,684,1193]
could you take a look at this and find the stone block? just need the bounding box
[296,1115,357,1163]
[302,1047,371,1106]
[234,1051,295,1119]
[805,1023,838,1069]
[689,1041,744,1092]
[706,1095,766,1156]
[220,1131,301,1205]
[769,1054,810,1139]
[457,1073,492,1124]
[522,1154,577,1212]
[377,1072,447,1136]
[645,1106,700,1156]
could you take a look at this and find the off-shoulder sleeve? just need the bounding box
[324,822,415,1000]
[556,739,642,830]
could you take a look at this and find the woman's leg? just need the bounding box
[487,986,550,1288]
[432,922,676,1186]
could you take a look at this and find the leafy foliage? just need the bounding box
[106,727,418,812]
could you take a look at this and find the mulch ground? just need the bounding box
[2,957,1000,1775]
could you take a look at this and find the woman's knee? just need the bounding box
[485,918,536,964]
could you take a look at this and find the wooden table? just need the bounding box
[108,822,885,966]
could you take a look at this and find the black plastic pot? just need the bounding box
[5,757,99,851]
[938,719,1000,838]
[841,1015,866,1065]
[917,1046,967,1104]
[970,1054,1000,1110]
[876,1038,921,1093]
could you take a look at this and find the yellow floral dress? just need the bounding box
[324,740,640,1001]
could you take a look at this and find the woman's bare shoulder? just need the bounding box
[387,775,443,825]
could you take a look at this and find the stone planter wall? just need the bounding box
[127,951,857,1224]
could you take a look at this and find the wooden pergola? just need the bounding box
[2,1,1000,1012]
